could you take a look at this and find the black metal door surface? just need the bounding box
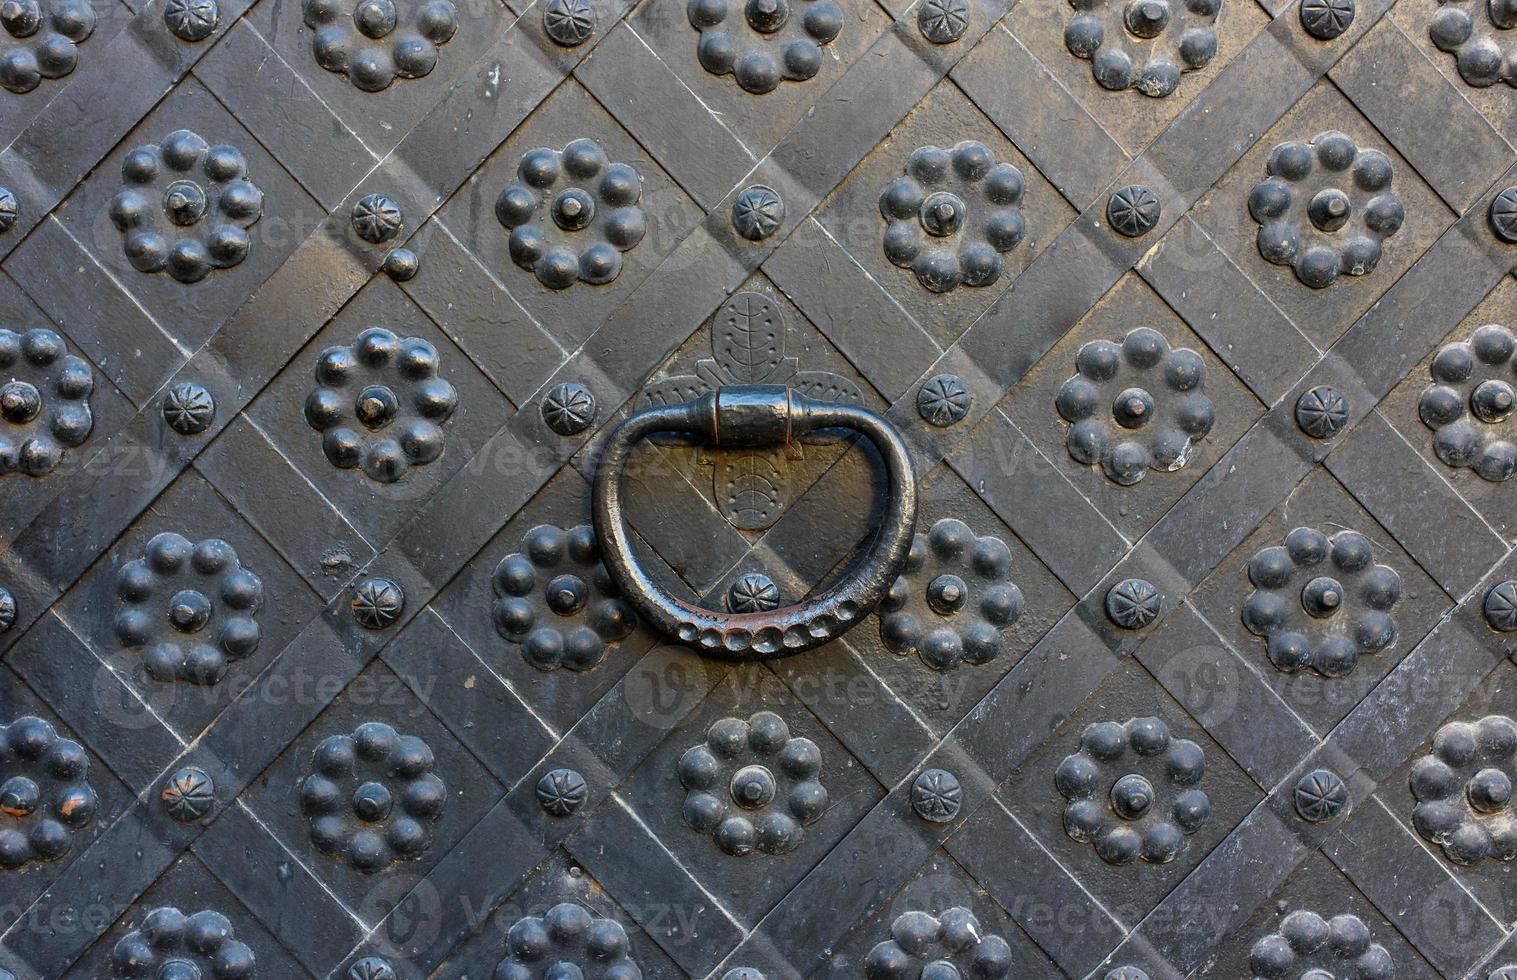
[1,0,1517,976]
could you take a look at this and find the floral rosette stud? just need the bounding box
[109,130,264,284]
[677,710,826,856]
[1248,130,1404,289]
[879,141,1026,293]
[1055,327,1215,486]
[0,716,96,869]
[1063,0,1220,97]
[111,908,256,978]
[1430,0,1517,88]
[863,908,1014,980]
[304,327,459,484]
[0,328,92,477]
[687,0,844,94]
[302,0,458,92]
[1241,527,1401,678]
[299,721,446,872]
[878,518,1024,671]
[494,904,641,980]
[492,523,637,671]
[495,140,647,290]
[1055,716,1211,865]
[1410,714,1517,866]
[114,532,265,686]
[0,0,95,94]
[1418,323,1517,482]
[1247,910,1393,980]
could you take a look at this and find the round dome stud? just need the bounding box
[1105,578,1161,629]
[163,382,215,435]
[1107,185,1161,237]
[1300,0,1353,39]
[352,577,405,630]
[918,0,969,43]
[543,0,594,46]
[541,381,596,436]
[1486,581,1517,632]
[164,0,219,40]
[910,768,962,822]
[352,193,403,245]
[727,573,780,613]
[1295,385,1348,439]
[733,185,784,242]
[1293,769,1349,822]
[536,768,589,817]
[161,766,215,821]
[916,374,971,427]
[1492,188,1517,244]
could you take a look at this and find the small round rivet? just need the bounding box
[722,970,767,980]
[728,573,780,613]
[382,247,419,282]
[1293,768,1349,822]
[1300,0,1354,40]
[543,0,595,46]
[164,0,219,40]
[732,184,784,242]
[536,768,589,817]
[1486,581,1517,632]
[352,194,403,245]
[163,381,215,435]
[352,578,405,630]
[1105,578,1161,629]
[1295,385,1349,439]
[916,373,971,427]
[541,382,596,436]
[1107,185,1161,238]
[161,766,214,821]
[1492,187,1517,244]
[1105,969,1149,980]
[918,0,969,43]
[910,768,962,822]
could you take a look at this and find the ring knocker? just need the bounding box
[592,385,919,658]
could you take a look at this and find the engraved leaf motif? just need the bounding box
[790,371,863,405]
[714,293,785,384]
[793,370,865,444]
[718,452,785,530]
[641,374,708,408]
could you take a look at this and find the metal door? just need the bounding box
[0,0,1515,976]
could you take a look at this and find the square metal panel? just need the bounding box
[610,662,884,926]
[235,656,505,923]
[998,657,1263,926]
[1377,273,1517,539]
[1190,853,1442,980]
[433,79,705,350]
[807,77,1078,349]
[51,471,323,746]
[1188,466,1454,735]
[999,270,1264,541]
[237,0,516,156]
[1000,0,1271,156]
[621,0,893,160]
[241,277,512,549]
[63,853,318,979]
[34,78,325,353]
[1185,78,1456,350]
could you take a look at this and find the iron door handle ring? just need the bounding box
[592,385,919,659]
